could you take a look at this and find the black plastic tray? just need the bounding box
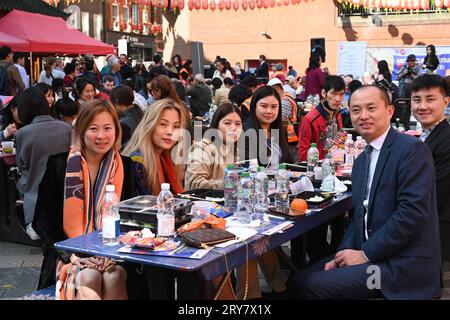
[178,189,225,204]
[296,191,334,209]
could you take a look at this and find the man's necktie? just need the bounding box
[360,144,374,201]
[359,144,373,242]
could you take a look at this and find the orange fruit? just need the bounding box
[290,199,308,216]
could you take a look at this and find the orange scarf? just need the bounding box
[156,151,184,195]
[63,147,124,239]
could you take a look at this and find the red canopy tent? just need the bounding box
[0,31,29,52]
[0,9,115,55]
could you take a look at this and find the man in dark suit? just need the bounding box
[411,74,450,262]
[255,55,269,79]
[288,85,442,299]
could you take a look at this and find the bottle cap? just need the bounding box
[106,184,115,192]
[161,183,170,190]
[257,166,265,172]
[240,172,249,178]
[279,163,287,169]
[310,143,317,147]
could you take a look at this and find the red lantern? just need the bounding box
[171,0,178,8]
[188,0,195,9]
[163,0,169,7]
[218,0,225,9]
[444,0,450,8]
[232,0,239,9]
[194,0,201,9]
[435,0,443,8]
[242,0,248,9]
[249,0,255,9]
[420,0,428,9]
[263,0,269,8]
[225,0,232,9]
[152,0,158,7]
[276,0,282,6]
[270,0,275,7]
[209,0,216,10]
[284,0,290,5]
[178,0,185,9]
[202,0,208,9]
[256,0,263,8]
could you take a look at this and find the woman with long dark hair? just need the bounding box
[243,85,293,169]
[423,44,440,74]
[303,52,325,99]
[185,102,242,190]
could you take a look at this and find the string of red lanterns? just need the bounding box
[137,0,303,10]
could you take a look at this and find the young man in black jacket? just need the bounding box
[411,74,450,262]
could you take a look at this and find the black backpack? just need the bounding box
[0,63,12,96]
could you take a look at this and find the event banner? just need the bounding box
[366,46,450,81]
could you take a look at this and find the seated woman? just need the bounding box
[71,78,108,107]
[32,100,138,299]
[238,85,293,299]
[15,87,72,237]
[185,102,242,190]
[122,98,190,299]
[122,98,186,196]
[0,96,20,142]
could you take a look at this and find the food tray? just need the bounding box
[295,191,334,209]
[114,195,192,231]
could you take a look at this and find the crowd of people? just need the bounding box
[0,42,450,300]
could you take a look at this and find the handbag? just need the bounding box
[180,228,236,248]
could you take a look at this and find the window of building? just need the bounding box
[82,11,89,36]
[123,5,130,31]
[132,3,139,26]
[142,6,149,34]
[93,14,103,40]
[112,3,119,31]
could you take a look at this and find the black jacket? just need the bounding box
[425,119,450,260]
[243,118,293,166]
[120,105,144,146]
[423,55,440,72]
[256,61,269,79]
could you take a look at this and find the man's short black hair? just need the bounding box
[13,52,24,63]
[349,85,391,107]
[85,59,94,71]
[0,46,12,60]
[411,74,449,97]
[348,79,363,94]
[324,75,345,93]
[153,54,162,64]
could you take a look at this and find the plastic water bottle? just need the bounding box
[224,164,238,213]
[344,134,354,167]
[275,164,290,209]
[253,166,269,221]
[102,184,120,245]
[321,154,335,192]
[157,183,175,238]
[236,172,253,224]
[307,143,319,174]
[354,136,366,158]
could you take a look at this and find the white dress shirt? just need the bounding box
[15,64,29,89]
[363,127,391,241]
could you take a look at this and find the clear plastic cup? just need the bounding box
[1,141,14,153]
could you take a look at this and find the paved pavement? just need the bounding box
[0,241,43,299]
[1,239,449,300]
